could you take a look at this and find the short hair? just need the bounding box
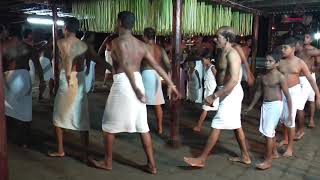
[8,24,22,39]
[217,26,237,43]
[201,49,213,59]
[118,11,135,30]
[266,49,282,63]
[64,17,80,33]
[23,28,32,39]
[144,27,156,40]
[283,37,297,47]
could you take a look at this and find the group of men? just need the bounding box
[2,10,320,174]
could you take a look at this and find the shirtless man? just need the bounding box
[245,50,292,170]
[278,38,320,157]
[294,36,320,138]
[184,26,251,168]
[141,27,171,135]
[89,11,179,174]
[3,24,44,147]
[48,17,90,162]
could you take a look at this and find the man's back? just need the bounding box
[3,39,31,71]
[112,35,146,74]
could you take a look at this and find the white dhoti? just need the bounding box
[84,60,96,93]
[211,84,243,129]
[53,70,89,131]
[4,69,32,122]
[259,101,283,138]
[280,84,301,128]
[102,72,149,133]
[202,88,219,111]
[141,69,165,105]
[298,73,316,110]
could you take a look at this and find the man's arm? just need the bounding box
[213,50,241,99]
[246,76,262,112]
[211,65,217,75]
[85,42,112,72]
[280,74,293,124]
[306,48,320,57]
[233,44,254,86]
[98,36,108,56]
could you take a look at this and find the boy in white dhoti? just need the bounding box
[193,49,219,132]
[89,11,179,174]
[278,38,320,157]
[141,27,171,135]
[48,18,90,162]
[184,26,251,168]
[245,50,292,170]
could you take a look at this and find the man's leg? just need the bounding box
[154,105,163,135]
[184,128,221,167]
[193,110,208,132]
[296,110,305,140]
[140,132,157,174]
[283,127,295,157]
[308,101,316,128]
[230,128,251,164]
[48,126,65,157]
[80,131,89,162]
[279,125,289,147]
[256,137,273,170]
[89,132,114,170]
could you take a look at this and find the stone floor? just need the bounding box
[7,83,320,180]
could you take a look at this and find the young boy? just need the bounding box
[187,61,201,102]
[245,50,292,170]
[193,50,219,132]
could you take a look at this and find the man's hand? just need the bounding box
[205,95,215,106]
[133,86,146,103]
[168,85,180,100]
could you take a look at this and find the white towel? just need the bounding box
[259,101,283,138]
[102,72,149,133]
[141,69,165,105]
[280,84,301,128]
[53,70,89,131]
[299,73,316,110]
[211,83,243,130]
[4,69,32,122]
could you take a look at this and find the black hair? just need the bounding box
[64,17,80,33]
[266,49,282,63]
[118,11,135,30]
[201,49,213,59]
[144,27,156,40]
[23,28,32,39]
[283,37,297,48]
[218,26,237,43]
[8,24,23,39]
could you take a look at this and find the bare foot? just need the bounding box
[256,161,272,170]
[48,152,65,157]
[142,164,157,174]
[158,129,163,135]
[277,140,288,147]
[294,132,304,141]
[308,122,315,129]
[88,158,112,171]
[183,157,206,167]
[228,156,251,165]
[193,126,201,132]
[282,150,293,158]
[272,153,279,159]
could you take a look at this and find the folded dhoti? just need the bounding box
[4,69,32,122]
[211,83,243,129]
[280,84,301,128]
[299,73,316,110]
[53,70,89,131]
[141,69,164,105]
[259,101,283,138]
[102,72,149,133]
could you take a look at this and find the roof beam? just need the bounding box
[211,0,262,14]
[242,0,320,8]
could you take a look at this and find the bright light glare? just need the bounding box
[27,17,64,26]
[314,32,320,40]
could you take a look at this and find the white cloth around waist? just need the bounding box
[102,72,149,133]
[299,73,316,108]
[141,69,165,105]
[4,69,32,122]
[259,101,283,138]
